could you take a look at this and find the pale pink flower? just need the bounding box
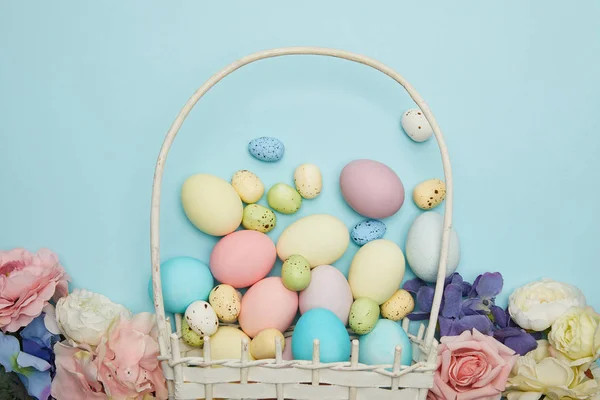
[429,329,518,400]
[51,342,107,400]
[0,248,69,332]
[96,313,168,400]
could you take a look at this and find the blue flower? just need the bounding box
[0,330,52,400]
[20,314,61,378]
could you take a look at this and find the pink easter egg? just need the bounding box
[238,277,298,338]
[299,265,353,325]
[210,230,276,288]
[282,336,293,360]
[339,159,404,219]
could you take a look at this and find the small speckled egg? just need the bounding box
[401,108,434,142]
[413,179,446,210]
[242,204,276,233]
[351,219,386,246]
[380,290,414,321]
[250,328,285,359]
[181,318,204,347]
[231,170,264,203]
[281,254,311,291]
[349,297,380,335]
[209,284,242,323]
[294,164,322,199]
[267,183,302,214]
[184,301,219,337]
[248,137,285,162]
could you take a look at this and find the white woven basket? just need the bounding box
[151,47,454,400]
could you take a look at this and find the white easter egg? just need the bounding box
[294,164,322,199]
[277,214,349,268]
[184,301,219,337]
[348,240,406,305]
[401,108,433,142]
[405,211,460,282]
[181,174,243,236]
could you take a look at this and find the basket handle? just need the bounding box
[150,47,453,356]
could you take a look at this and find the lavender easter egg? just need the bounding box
[299,265,353,325]
[340,160,405,219]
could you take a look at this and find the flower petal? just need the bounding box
[475,272,503,298]
[417,286,435,313]
[407,311,431,321]
[462,282,472,297]
[16,352,51,372]
[491,305,508,328]
[17,368,52,400]
[457,315,493,335]
[0,332,20,372]
[404,278,427,295]
[504,332,538,356]
[445,272,464,287]
[441,284,462,319]
[469,275,482,298]
[535,357,574,387]
[439,316,459,337]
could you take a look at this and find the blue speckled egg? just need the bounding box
[351,219,386,246]
[248,137,285,162]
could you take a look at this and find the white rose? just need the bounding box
[548,306,600,366]
[508,279,586,331]
[55,289,131,346]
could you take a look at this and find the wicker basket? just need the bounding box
[150,47,454,400]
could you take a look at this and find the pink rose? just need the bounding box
[429,329,518,400]
[96,313,168,400]
[0,248,69,332]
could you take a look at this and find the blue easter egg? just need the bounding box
[292,308,351,363]
[359,319,412,366]
[351,219,387,246]
[148,257,214,314]
[248,137,285,162]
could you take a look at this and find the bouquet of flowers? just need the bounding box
[0,249,168,400]
[403,273,600,400]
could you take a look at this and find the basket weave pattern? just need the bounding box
[151,47,454,400]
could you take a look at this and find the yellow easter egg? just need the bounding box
[413,179,446,210]
[380,289,415,321]
[181,174,243,236]
[209,326,255,361]
[231,170,264,204]
[209,284,241,323]
[294,164,322,199]
[250,328,285,359]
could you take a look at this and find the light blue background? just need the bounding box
[1,1,599,314]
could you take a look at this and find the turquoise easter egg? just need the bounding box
[292,308,350,363]
[148,256,214,314]
[359,319,412,366]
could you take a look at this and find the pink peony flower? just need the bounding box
[51,343,107,400]
[0,248,69,332]
[95,312,168,400]
[429,329,518,400]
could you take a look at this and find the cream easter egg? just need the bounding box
[238,277,298,338]
[209,284,241,323]
[277,214,349,268]
[250,328,285,359]
[401,108,434,142]
[299,265,353,325]
[181,174,243,236]
[348,239,405,304]
[380,289,414,321]
[210,326,255,361]
[405,211,460,282]
[413,179,446,210]
[210,230,276,288]
[231,170,264,203]
[184,301,219,337]
[294,164,322,199]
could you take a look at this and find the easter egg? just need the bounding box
[248,137,285,162]
[401,108,433,142]
[210,230,276,288]
[242,204,276,233]
[181,174,243,236]
[210,326,255,361]
[381,290,415,321]
[181,319,203,347]
[340,160,405,219]
[359,319,413,366]
[231,170,264,204]
[351,219,387,246]
[282,336,293,360]
[238,277,298,338]
[405,211,460,282]
[250,328,285,359]
[292,308,350,363]
[294,164,322,199]
[349,298,380,335]
[149,257,214,314]
[277,214,349,268]
[282,255,311,291]
[185,301,219,337]
[348,240,405,304]
[413,179,446,210]
[209,284,241,323]
[299,265,353,325]
[267,183,302,214]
